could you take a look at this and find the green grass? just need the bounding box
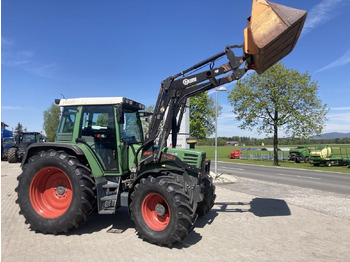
[197,146,350,174]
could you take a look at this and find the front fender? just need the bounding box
[127,166,201,210]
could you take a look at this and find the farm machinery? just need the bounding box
[229,150,243,159]
[16,0,306,246]
[288,147,310,163]
[309,146,350,167]
[7,132,44,163]
[1,123,14,160]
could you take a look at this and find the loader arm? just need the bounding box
[135,0,307,169]
[138,44,250,166]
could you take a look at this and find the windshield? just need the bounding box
[22,134,37,143]
[2,138,15,147]
[119,109,143,144]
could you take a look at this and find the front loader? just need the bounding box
[16,0,306,246]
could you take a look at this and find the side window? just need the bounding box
[56,107,77,141]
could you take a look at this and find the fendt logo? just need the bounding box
[183,77,197,86]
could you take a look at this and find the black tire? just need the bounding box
[325,161,332,167]
[15,149,96,234]
[196,175,216,217]
[8,147,18,163]
[130,174,195,246]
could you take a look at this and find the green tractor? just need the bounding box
[288,147,310,163]
[15,0,306,246]
[16,97,214,246]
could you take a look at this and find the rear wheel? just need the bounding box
[8,147,18,163]
[16,150,96,234]
[325,161,332,167]
[130,174,195,246]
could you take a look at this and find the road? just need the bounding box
[215,161,350,195]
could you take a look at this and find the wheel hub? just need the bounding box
[155,203,166,216]
[56,185,66,196]
[141,193,170,231]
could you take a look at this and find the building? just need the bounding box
[226,141,239,146]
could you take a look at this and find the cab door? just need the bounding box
[79,105,118,172]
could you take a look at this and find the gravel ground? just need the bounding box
[221,176,350,220]
[2,162,350,261]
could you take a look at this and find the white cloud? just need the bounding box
[2,106,26,110]
[321,108,350,133]
[2,38,55,78]
[214,104,350,138]
[302,0,346,36]
[330,106,350,111]
[2,105,37,112]
[1,37,14,46]
[2,50,34,67]
[323,123,350,133]
[315,49,350,73]
[327,112,350,122]
[27,62,56,78]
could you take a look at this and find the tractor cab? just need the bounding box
[55,97,145,173]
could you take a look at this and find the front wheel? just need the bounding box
[196,176,216,217]
[8,147,18,163]
[130,175,195,246]
[16,150,96,234]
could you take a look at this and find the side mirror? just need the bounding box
[116,106,124,124]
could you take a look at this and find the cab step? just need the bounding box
[96,178,121,215]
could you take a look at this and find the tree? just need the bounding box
[96,113,108,127]
[190,91,220,139]
[141,105,154,137]
[43,103,61,142]
[15,122,24,134]
[228,62,329,165]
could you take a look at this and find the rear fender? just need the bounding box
[22,142,106,178]
[22,142,85,166]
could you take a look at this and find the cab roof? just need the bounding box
[55,97,145,110]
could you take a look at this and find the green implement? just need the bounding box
[309,146,350,167]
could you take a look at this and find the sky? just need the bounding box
[1,0,350,138]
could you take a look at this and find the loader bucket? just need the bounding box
[244,0,307,74]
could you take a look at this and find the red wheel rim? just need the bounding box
[142,193,170,231]
[29,167,73,218]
